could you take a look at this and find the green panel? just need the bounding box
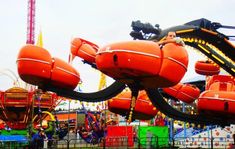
[138,126,169,147]
[1,129,28,135]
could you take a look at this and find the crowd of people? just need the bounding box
[29,120,68,149]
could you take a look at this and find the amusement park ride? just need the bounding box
[0,0,234,146]
[0,88,57,129]
[16,16,235,128]
[1,0,235,144]
[0,0,62,137]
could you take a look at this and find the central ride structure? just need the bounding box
[16,18,235,126]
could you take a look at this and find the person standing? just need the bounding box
[31,129,46,149]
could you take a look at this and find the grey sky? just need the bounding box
[0,0,234,91]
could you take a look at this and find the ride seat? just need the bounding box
[205,75,235,90]
[209,81,234,91]
[227,81,234,91]
[208,81,219,91]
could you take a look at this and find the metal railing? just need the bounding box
[174,137,234,149]
[0,136,234,148]
[0,140,29,149]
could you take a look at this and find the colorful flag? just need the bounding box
[36,30,43,47]
[98,72,106,90]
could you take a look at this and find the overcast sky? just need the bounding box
[0,0,234,92]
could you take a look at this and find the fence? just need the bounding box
[0,140,29,149]
[0,136,234,148]
[174,137,234,149]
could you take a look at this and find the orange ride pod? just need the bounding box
[96,40,162,86]
[163,83,183,97]
[17,45,52,86]
[108,91,131,116]
[198,90,235,114]
[154,43,188,88]
[51,57,80,89]
[176,84,200,103]
[205,75,235,90]
[71,38,98,64]
[163,83,200,103]
[134,90,158,120]
[195,60,220,76]
[108,90,158,120]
